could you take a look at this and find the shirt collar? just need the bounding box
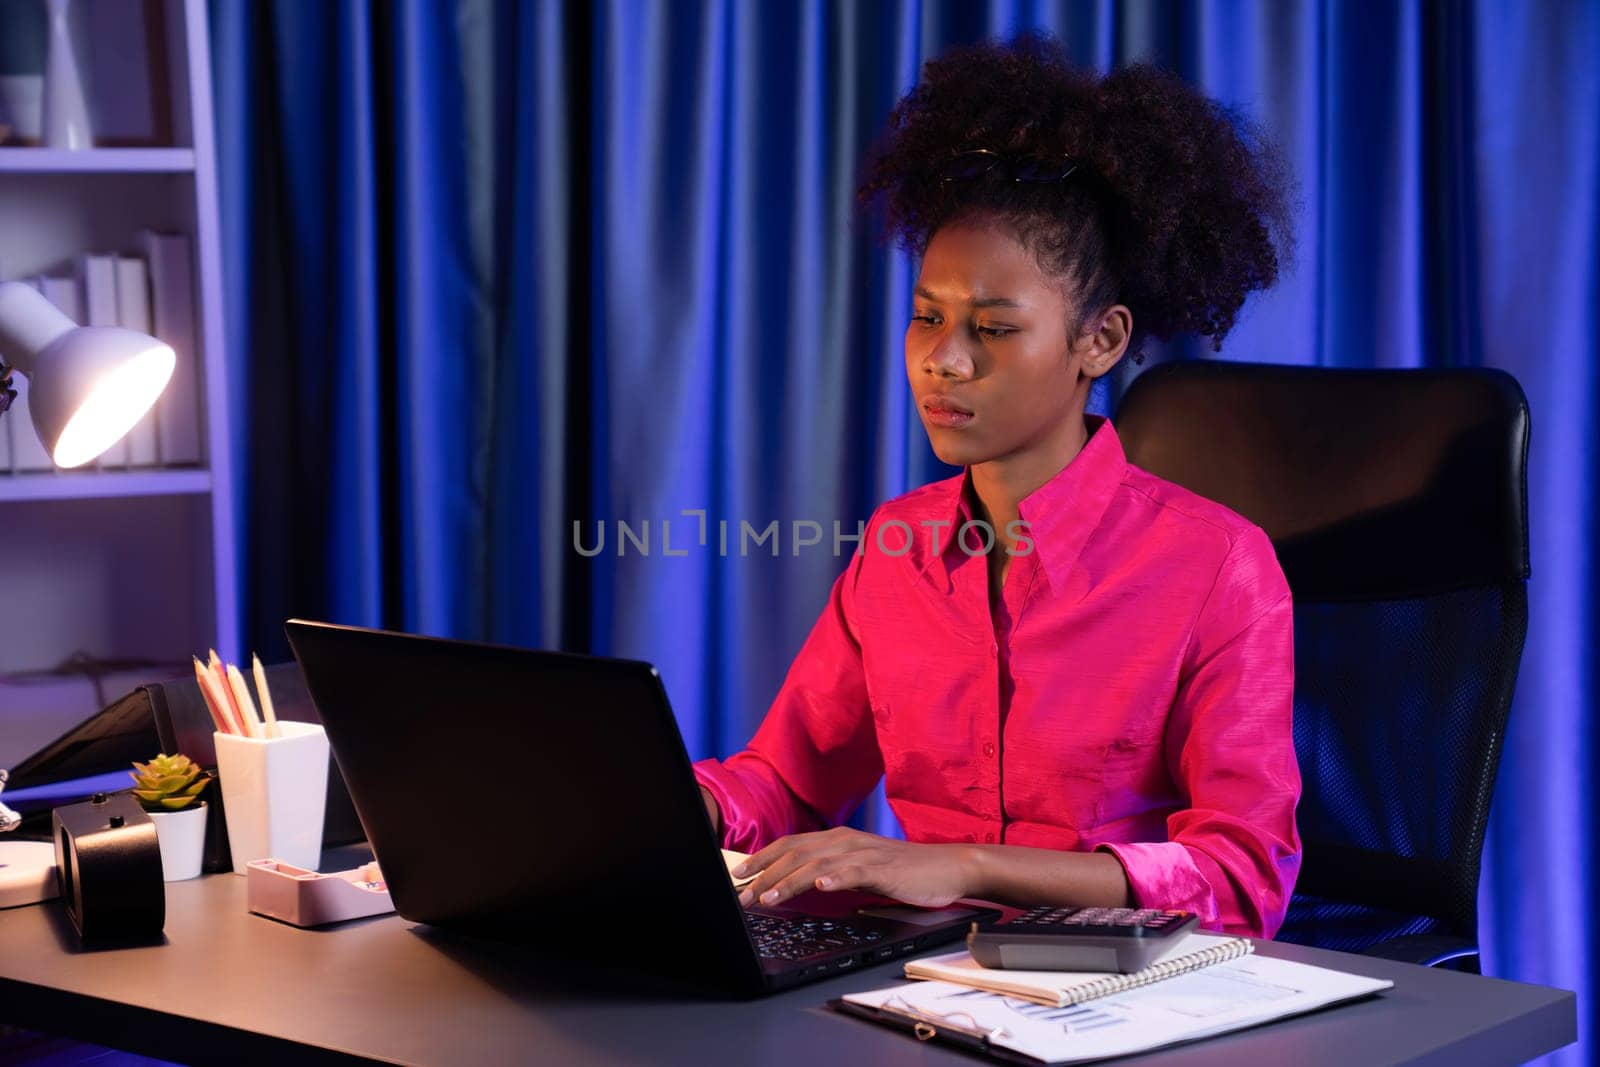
[915,414,1127,594]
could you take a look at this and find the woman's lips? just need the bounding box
[922,399,975,428]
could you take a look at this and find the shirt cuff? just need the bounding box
[691,757,758,852]
[1096,840,1221,930]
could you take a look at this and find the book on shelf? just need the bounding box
[139,230,202,465]
[114,254,160,466]
[38,276,84,334]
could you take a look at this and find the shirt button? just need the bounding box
[983,831,996,843]
[982,741,996,758]
[989,642,998,658]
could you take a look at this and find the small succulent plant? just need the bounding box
[129,753,211,813]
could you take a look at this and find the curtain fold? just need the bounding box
[211,4,1596,1062]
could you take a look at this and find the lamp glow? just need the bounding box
[51,343,175,468]
[0,280,177,468]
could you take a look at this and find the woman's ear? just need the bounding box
[1077,305,1132,380]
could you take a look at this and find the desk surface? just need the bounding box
[0,852,1576,1067]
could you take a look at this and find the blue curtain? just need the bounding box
[210,3,1596,1062]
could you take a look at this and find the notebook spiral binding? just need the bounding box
[1070,938,1254,1002]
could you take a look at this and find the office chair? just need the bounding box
[1115,359,1530,970]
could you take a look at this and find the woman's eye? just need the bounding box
[909,315,1010,339]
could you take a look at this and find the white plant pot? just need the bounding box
[148,802,208,882]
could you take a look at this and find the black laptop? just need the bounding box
[283,619,996,995]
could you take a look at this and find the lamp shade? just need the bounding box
[0,280,176,469]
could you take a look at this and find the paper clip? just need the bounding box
[881,994,1014,1044]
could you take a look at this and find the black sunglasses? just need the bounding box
[938,148,1080,184]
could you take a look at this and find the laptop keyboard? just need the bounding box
[744,912,885,961]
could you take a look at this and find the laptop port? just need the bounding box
[834,955,857,971]
[872,946,896,962]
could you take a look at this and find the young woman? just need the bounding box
[695,34,1299,939]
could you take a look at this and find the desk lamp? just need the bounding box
[0,279,176,468]
[0,280,177,906]
[0,770,59,908]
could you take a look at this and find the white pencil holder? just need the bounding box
[214,721,330,875]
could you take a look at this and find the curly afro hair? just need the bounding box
[855,31,1292,358]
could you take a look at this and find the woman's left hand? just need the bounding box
[732,826,975,908]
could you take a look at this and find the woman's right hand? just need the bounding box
[699,784,722,836]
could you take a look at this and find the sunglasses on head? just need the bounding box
[937,148,1080,183]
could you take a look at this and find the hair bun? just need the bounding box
[856,32,1292,355]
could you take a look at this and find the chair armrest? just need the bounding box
[1360,933,1478,968]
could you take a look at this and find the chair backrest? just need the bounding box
[1115,360,1530,949]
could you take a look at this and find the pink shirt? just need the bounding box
[694,414,1301,938]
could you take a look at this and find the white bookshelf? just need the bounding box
[0,469,211,503]
[0,0,236,768]
[0,147,196,173]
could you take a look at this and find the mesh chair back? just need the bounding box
[1115,361,1529,951]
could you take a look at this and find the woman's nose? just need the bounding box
[923,334,975,380]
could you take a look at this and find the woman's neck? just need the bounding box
[966,413,1091,551]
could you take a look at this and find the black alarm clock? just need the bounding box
[52,792,165,943]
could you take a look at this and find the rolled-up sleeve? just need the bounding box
[693,536,883,853]
[1098,524,1302,938]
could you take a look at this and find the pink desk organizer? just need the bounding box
[246,858,395,927]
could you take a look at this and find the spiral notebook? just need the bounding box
[836,948,1393,1066]
[904,932,1252,1007]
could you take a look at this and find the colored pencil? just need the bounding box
[209,650,245,738]
[253,654,281,739]
[227,663,263,738]
[193,657,231,734]
[195,656,239,735]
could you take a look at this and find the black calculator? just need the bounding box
[967,906,1200,973]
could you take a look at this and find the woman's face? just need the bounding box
[905,219,1093,469]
